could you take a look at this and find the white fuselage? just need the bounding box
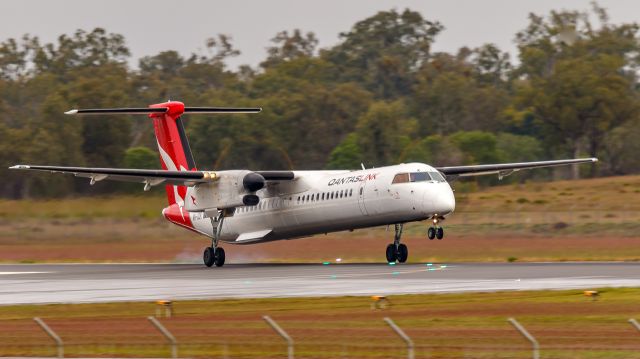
[187,163,456,244]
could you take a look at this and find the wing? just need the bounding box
[9,165,295,190]
[9,165,218,189]
[436,158,597,179]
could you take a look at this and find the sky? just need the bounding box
[2,0,639,70]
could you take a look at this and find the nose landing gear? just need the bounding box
[427,217,445,240]
[385,223,408,263]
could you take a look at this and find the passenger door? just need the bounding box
[357,181,368,215]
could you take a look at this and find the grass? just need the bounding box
[0,289,639,358]
[453,175,640,212]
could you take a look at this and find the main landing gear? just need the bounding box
[385,223,408,263]
[204,211,226,268]
[427,216,444,240]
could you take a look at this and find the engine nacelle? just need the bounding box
[185,170,265,212]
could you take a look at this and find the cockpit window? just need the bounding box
[429,171,446,182]
[410,172,431,182]
[392,173,410,184]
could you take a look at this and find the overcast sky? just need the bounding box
[2,0,639,69]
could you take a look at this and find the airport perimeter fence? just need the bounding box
[2,316,640,359]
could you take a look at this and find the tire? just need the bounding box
[214,247,226,267]
[436,227,444,240]
[397,244,408,263]
[427,227,436,240]
[385,244,397,263]
[203,247,215,267]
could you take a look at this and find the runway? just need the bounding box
[0,262,639,305]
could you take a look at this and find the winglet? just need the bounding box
[9,165,30,169]
[64,109,78,115]
[591,157,598,162]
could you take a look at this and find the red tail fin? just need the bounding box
[149,101,196,206]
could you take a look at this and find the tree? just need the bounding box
[139,50,185,77]
[471,43,512,86]
[32,28,130,78]
[449,131,500,164]
[412,50,511,135]
[326,133,363,169]
[123,146,158,169]
[261,30,318,68]
[399,135,464,166]
[354,100,417,166]
[514,4,640,177]
[325,9,443,98]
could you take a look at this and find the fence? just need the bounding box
[2,316,640,359]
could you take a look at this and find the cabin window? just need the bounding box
[321,193,325,200]
[349,189,353,197]
[331,192,334,199]
[410,172,431,182]
[429,171,446,182]
[359,188,363,195]
[392,173,410,184]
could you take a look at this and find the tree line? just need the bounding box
[1,4,640,198]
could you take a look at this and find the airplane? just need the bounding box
[10,101,597,267]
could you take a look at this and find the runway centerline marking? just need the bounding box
[0,272,51,276]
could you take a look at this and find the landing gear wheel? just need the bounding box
[203,247,215,267]
[427,227,436,240]
[397,243,408,263]
[385,244,397,263]
[214,247,226,267]
[436,227,444,240]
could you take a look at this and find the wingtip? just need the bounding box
[9,165,29,170]
[64,109,78,115]
[591,157,599,162]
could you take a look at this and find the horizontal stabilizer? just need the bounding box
[64,107,262,115]
[64,108,168,115]
[184,107,262,114]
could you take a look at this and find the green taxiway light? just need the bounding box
[322,262,330,265]
[388,262,396,266]
[426,263,433,266]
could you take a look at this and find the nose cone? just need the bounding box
[424,183,456,215]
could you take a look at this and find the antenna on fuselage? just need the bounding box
[361,163,366,170]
